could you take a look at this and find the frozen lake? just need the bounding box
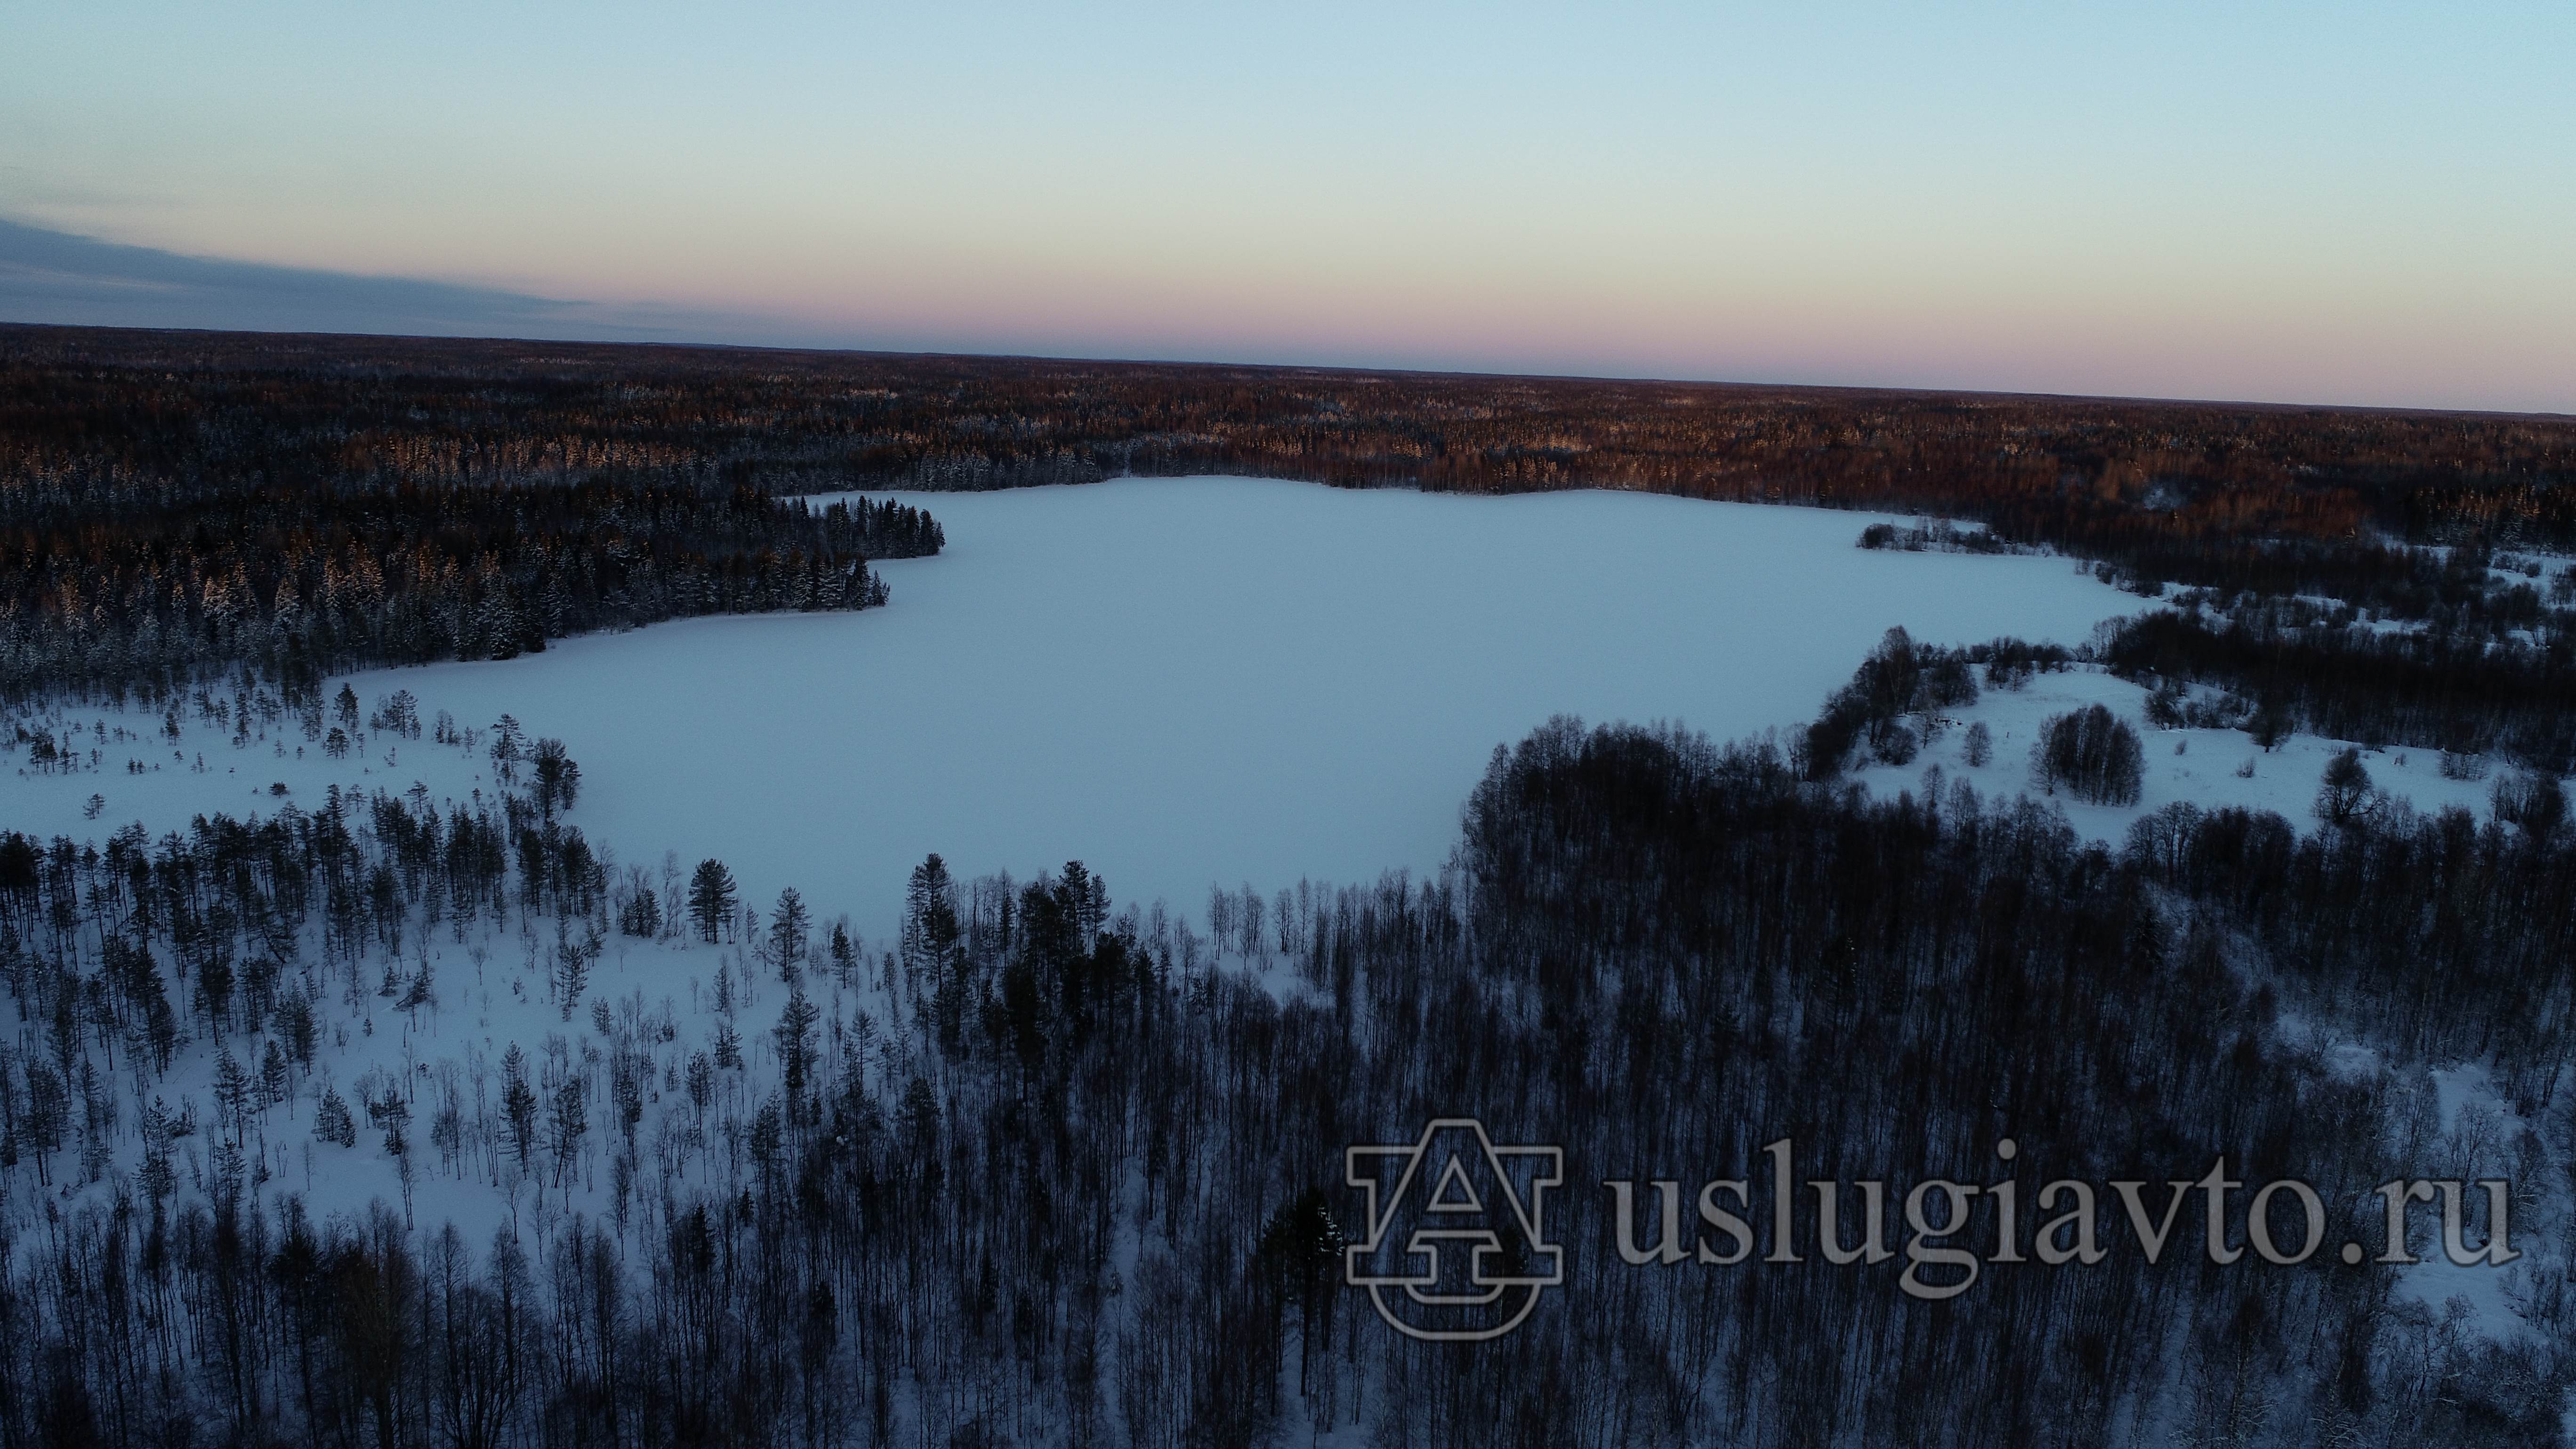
[9,477,2144,935]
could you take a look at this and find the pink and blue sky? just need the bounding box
[3,0,2568,411]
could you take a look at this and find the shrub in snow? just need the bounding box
[2494,769,2566,840]
[2314,748,2379,828]
[2033,705,2143,806]
[1962,721,1992,768]
[2246,701,2292,751]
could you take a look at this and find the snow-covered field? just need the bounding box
[1845,664,2503,842]
[9,476,2150,937]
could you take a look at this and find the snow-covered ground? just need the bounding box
[1845,663,2502,842]
[2394,1064,2541,1343]
[1,474,2557,1382]
[0,476,2170,1367]
[8,476,2148,938]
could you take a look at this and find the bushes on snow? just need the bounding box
[2034,704,2144,806]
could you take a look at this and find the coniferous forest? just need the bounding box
[1,324,2571,1447]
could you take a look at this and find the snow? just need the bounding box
[0,476,2167,1257]
[2386,1064,2544,1344]
[1844,661,2504,844]
[8,715,494,845]
[0,474,2553,1396]
[8,476,2149,939]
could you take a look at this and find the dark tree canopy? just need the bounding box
[2034,704,2145,806]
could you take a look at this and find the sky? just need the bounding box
[2,0,2569,412]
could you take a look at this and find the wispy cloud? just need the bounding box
[0,218,766,343]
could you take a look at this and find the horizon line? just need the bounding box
[5,319,2567,425]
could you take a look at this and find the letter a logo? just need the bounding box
[1346,1118,1562,1341]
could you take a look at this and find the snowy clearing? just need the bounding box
[1844,662,2504,843]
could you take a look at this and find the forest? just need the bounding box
[7,322,2574,645]
[0,689,2560,1447]
[0,480,938,701]
[1,323,950,698]
[2,322,2570,1446]
[2099,599,2576,773]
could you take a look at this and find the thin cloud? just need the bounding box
[0,218,766,343]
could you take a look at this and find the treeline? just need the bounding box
[2103,602,2576,772]
[0,711,2563,1446]
[1807,597,2576,778]
[7,323,2573,616]
[1796,627,2083,779]
[0,468,938,700]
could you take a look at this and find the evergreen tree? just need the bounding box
[489,716,525,784]
[768,887,809,979]
[258,1040,289,1108]
[531,739,580,816]
[547,1079,586,1189]
[687,860,738,944]
[551,939,589,1021]
[775,988,820,1125]
[212,1048,251,1144]
[313,1086,357,1148]
[828,920,858,985]
[901,853,959,985]
[500,1046,538,1172]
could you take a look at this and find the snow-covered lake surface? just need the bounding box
[8,477,2148,934]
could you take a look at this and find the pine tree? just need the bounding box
[619,882,662,938]
[902,854,959,987]
[375,1093,411,1157]
[501,1045,538,1171]
[689,859,738,943]
[776,988,820,1125]
[213,1047,252,1144]
[552,939,590,1021]
[489,715,524,783]
[547,1079,588,1189]
[277,991,314,1065]
[531,738,580,815]
[259,1040,289,1108]
[829,920,858,985]
[769,887,810,980]
[314,1086,358,1148]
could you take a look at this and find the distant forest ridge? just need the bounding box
[4,322,2575,686]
